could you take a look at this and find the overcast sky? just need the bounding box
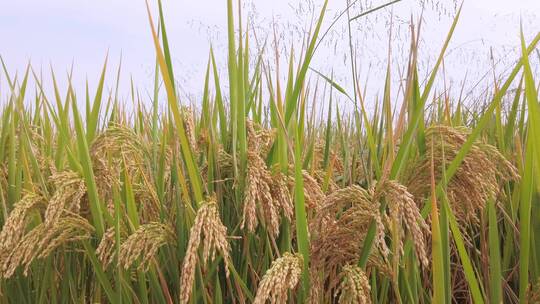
[0,0,539,106]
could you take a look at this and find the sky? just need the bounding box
[0,0,539,108]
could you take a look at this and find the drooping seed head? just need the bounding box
[407,125,519,225]
[180,198,231,304]
[0,192,45,258]
[371,179,429,267]
[242,121,291,238]
[96,227,126,268]
[2,214,93,278]
[118,222,175,271]
[44,171,86,225]
[253,252,303,304]
[336,265,372,304]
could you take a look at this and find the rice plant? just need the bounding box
[0,0,539,303]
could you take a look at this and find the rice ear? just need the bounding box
[180,197,231,304]
[309,185,388,302]
[90,124,157,220]
[118,222,175,271]
[253,252,303,304]
[1,214,94,278]
[242,121,291,238]
[406,125,520,225]
[180,106,199,152]
[44,171,86,225]
[371,179,429,267]
[96,227,125,268]
[0,192,45,258]
[336,264,372,304]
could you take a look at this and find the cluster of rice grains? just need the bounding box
[90,124,161,221]
[242,121,293,238]
[407,125,519,225]
[404,125,520,301]
[96,226,127,268]
[180,197,231,304]
[307,178,427,303]
[117,222,175,271]
[0,171,92,278]
[336,265,371,304]
[253,252,303,304]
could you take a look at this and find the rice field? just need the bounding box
[0,0,539,303]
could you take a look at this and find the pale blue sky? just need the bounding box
[0,0,539,106]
